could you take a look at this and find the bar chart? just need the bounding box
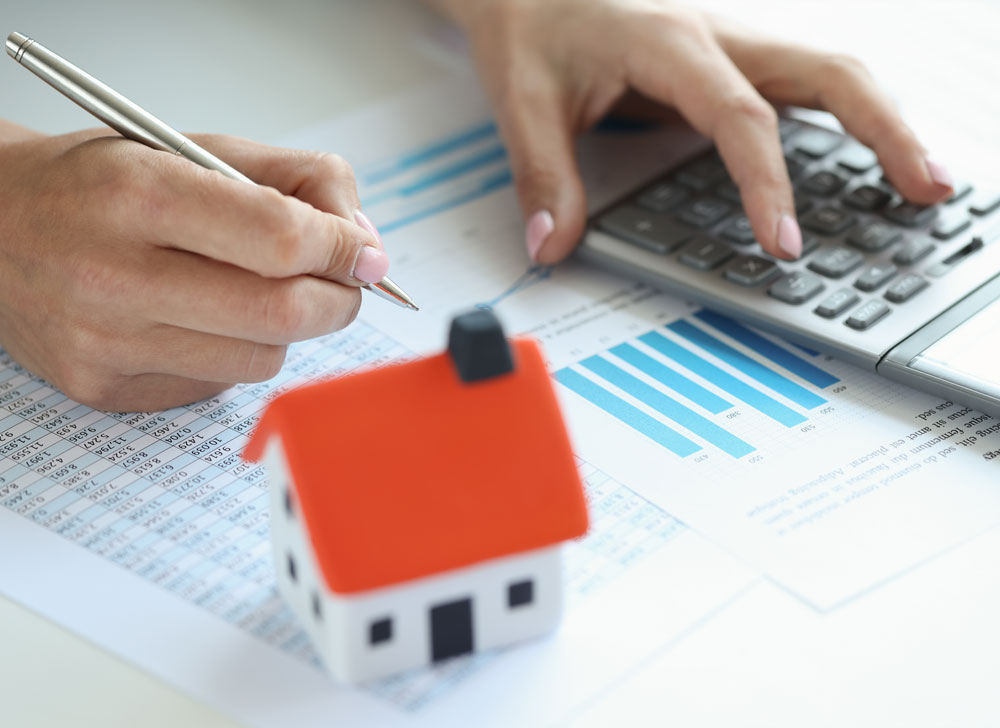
[556,310,840,460]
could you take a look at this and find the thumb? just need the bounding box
[495,80,587,264]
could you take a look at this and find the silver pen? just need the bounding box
[6,31,418,311]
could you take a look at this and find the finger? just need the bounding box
[190,134,384,247]
[127,249,363,345]
[711,25,952,204]
[120,324,289,385]
[91,137,389,284]
[487,63,587,263]
[624,13,800,259]
[95,375,231,413]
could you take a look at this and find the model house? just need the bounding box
[243,310,589,684]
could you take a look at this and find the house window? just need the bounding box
[312,591,323,621]
[507,579,534,608]
[283,488,294,518]
[369,617,393,646]
[286,552,297,583]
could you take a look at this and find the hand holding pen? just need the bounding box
[0,33,415,412]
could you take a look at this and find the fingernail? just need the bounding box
[525,210,554,262]
[354,209,383,248]
[352,246,390,284]
[925,157,954,189]
[777,215,802,259]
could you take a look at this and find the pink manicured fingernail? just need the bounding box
[525,210,554,261]
[925,158,954,189]
[353,246,390,283]
[354,209,383,247]
[777,215,802,259]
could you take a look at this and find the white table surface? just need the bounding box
[2,1,999,726]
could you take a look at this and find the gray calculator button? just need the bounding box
[843,184,891,211]
[801,170,847,196]
[801,206,857,235]
[946,181,972,204]
[854,264,898,292]
[718,215,756,244]
[636,182,689,213]
[814,288,860,318]
[846,300,891,330]
[884,274,929,303]
[892,237,936,265]
[778,118,801,140]
[968,189,1000,216]
[931,208,972,239]
[801,235,821,257]
[835,143,878,173]
[678,236,734,270]
[675,197,732,228]
[599,205,695,254]
[785,155,807,179]
[794,128,843,158]
[724,255,781,286]
[884,200,938,227]
[847,222,902,252]
[715,180,743,204]
[675,157,729,190]
[795,194,815,216]
[807,247,864,278]
[768,271,824,304]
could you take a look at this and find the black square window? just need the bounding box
[283,488,294,518]
[312,591,323,621]
[507,579,534,608]
[286,552,297,583]
[369,617,393,646]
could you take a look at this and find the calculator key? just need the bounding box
[793,128,843,158]
[931,208,972,240]
[715,180,743,204]
[723,255,782,286]
[842,184,892,211]
[847,222,902,252]
[968,189,1000,216]
[807,247,864,278]
[946,181,972,204]
[636,182,689,213]
[801,206,857,235]
[678,236,734,270]
[892,237,936,265]
[768,271,825,304]
[800,170,848,196]
[883,200,938,227]
[814,288,860,318]
[854,264,898,292]
[884,274,929,303]
[801,235,821,257]
[675,156,729,190]
[795,194,815,216]
[598,205,695,254]
[835,143,878,173]
[846,300,891,330]
[718,215,756,244]
[785,155,807,179]
[675,197,733,228]
[778,118,801,140]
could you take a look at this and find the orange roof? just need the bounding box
[243,338,588,595]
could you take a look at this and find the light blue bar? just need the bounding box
[667,321,826,410]
[379,167,513,234]
[611,343,732,414]
[556,369,700,457]
[366,144,507,205]
[639,331,806,427]
[362,122,498,185]
[582,356,754,458]
[694,310,839,389]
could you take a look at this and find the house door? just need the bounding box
[429,597,474,662]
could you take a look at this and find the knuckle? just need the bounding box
[335,289,362,331]
[722,93,778,129]
[819,53,869,86]
[239,344,287,383]
[265,199,312,277]
[640,6,706,40]
[261,284,310,340]
[313,152,355,184]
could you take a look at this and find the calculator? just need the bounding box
[578,117,1000,418]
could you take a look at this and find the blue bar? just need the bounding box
[555,369,700,457]
[362,122,498,185]
[582,356,754,458]
[667,321,826,410]
[365,144,508,205]
[694,310,839,389]
[379,168,512,234]
[638,331,806,427]
[789,341,821,357]
[610,343,731,414]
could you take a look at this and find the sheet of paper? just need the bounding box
[0,180,754,725]
[291,72,1000,611]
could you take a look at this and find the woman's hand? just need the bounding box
[429,0,954,262]
[0,130,388,411]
